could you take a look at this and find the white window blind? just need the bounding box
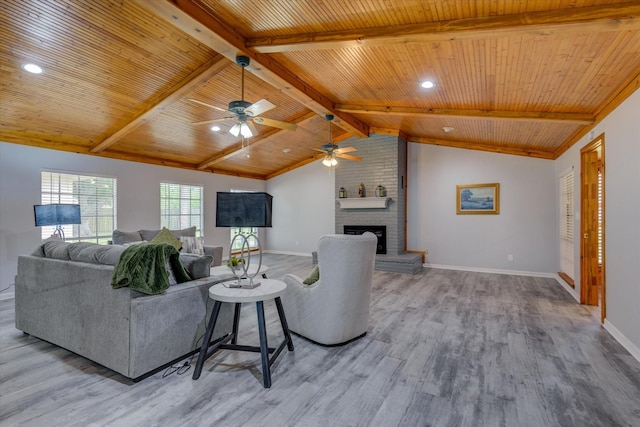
[598,170,603,265]
[160,183,203,236]
[41,171,117,243]
[559,170,574,277]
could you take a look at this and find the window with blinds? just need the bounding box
[598,169,603,265]
[559,170,574,278]
[41,171,117,243]
[160,183,203,236]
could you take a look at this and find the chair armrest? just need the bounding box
[203,245,223,267]
[283,273,304,286]
[284,273,320,289]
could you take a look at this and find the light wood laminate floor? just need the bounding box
[1,254,639,426]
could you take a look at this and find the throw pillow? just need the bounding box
[175,226,196,238]
[303,265,320,285]
[179,236,205,255]
[150,227,182,251]
[179,254,213,279]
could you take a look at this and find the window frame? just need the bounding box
[160,182,204,236]
[559,168,575,282]
[40,170,117,244]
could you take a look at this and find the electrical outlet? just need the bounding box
[508,254,514,261]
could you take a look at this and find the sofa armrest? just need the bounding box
[204,245,223,267]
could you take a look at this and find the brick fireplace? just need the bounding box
[344,225,387,254]
[335,133,407,256]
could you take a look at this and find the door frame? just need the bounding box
[580,134,606,323]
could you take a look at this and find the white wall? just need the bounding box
[2,89,637,357]
[556,88,640,357]
[0,143,264,290]
[266,160,335,255]
[406,145,557,273]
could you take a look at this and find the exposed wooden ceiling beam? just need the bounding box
[197,110,316,169]
[248,3,640,53]
[90,54,229,153]
[336,104,595,124]
[410,136,555,160]
[369,128,411,142]
[266,153,325,180]
[138,0,369,138]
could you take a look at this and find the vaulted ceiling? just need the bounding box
[2,1,639,179]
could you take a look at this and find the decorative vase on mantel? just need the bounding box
[358,182,365,198]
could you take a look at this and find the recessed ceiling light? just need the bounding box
[210,125,220,132]
[442,126,454,133]
[420,80,435,89]
[282,147,292,153]
[22,63,44,74]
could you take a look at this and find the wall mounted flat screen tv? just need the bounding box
[215,192,273,228]
[34,204,81,226]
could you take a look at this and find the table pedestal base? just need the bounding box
[192,297,294,388]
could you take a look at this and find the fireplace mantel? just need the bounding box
[337,197,391,209]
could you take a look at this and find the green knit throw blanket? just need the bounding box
[111,243,191,295]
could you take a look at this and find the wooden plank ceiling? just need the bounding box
[1,0,639,179]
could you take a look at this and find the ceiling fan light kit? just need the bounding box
[230,122,253,138]
[317,114,362,167]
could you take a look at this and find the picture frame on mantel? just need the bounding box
[456,183,500,214]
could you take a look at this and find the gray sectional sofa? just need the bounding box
[15,239,235,380]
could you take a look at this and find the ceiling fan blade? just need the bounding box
[191,117,235,125]
[336,153,362,162]
[191,117,233,125]
[335,146,357,154]
[252,117,297,131]
[245,99,275,116]
[187,98,227,112]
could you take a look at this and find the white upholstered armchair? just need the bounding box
[281,232,377,345]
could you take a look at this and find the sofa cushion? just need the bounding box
[96,245,127,265]
[150,227,182,251]
[42,239,71,260]
[68,243,123,265]
[112,229,142,245]
[68,242,126,265]
[174,226,196,238]
[179,254,213,279]
[139,229,161,242]
[180,236,205,255]
[68,242,105,263]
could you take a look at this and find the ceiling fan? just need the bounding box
[188,55,297,138]
[315,115,361,167]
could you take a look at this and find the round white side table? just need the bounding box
[192,279,294,388]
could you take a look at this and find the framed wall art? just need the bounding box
[456,183,500,214]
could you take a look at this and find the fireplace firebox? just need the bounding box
[344,225,386,254]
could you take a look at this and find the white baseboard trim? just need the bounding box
[603,320,640,363]
[264,250,312,257]
[553,274,580,302]
[424,263,556,278]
